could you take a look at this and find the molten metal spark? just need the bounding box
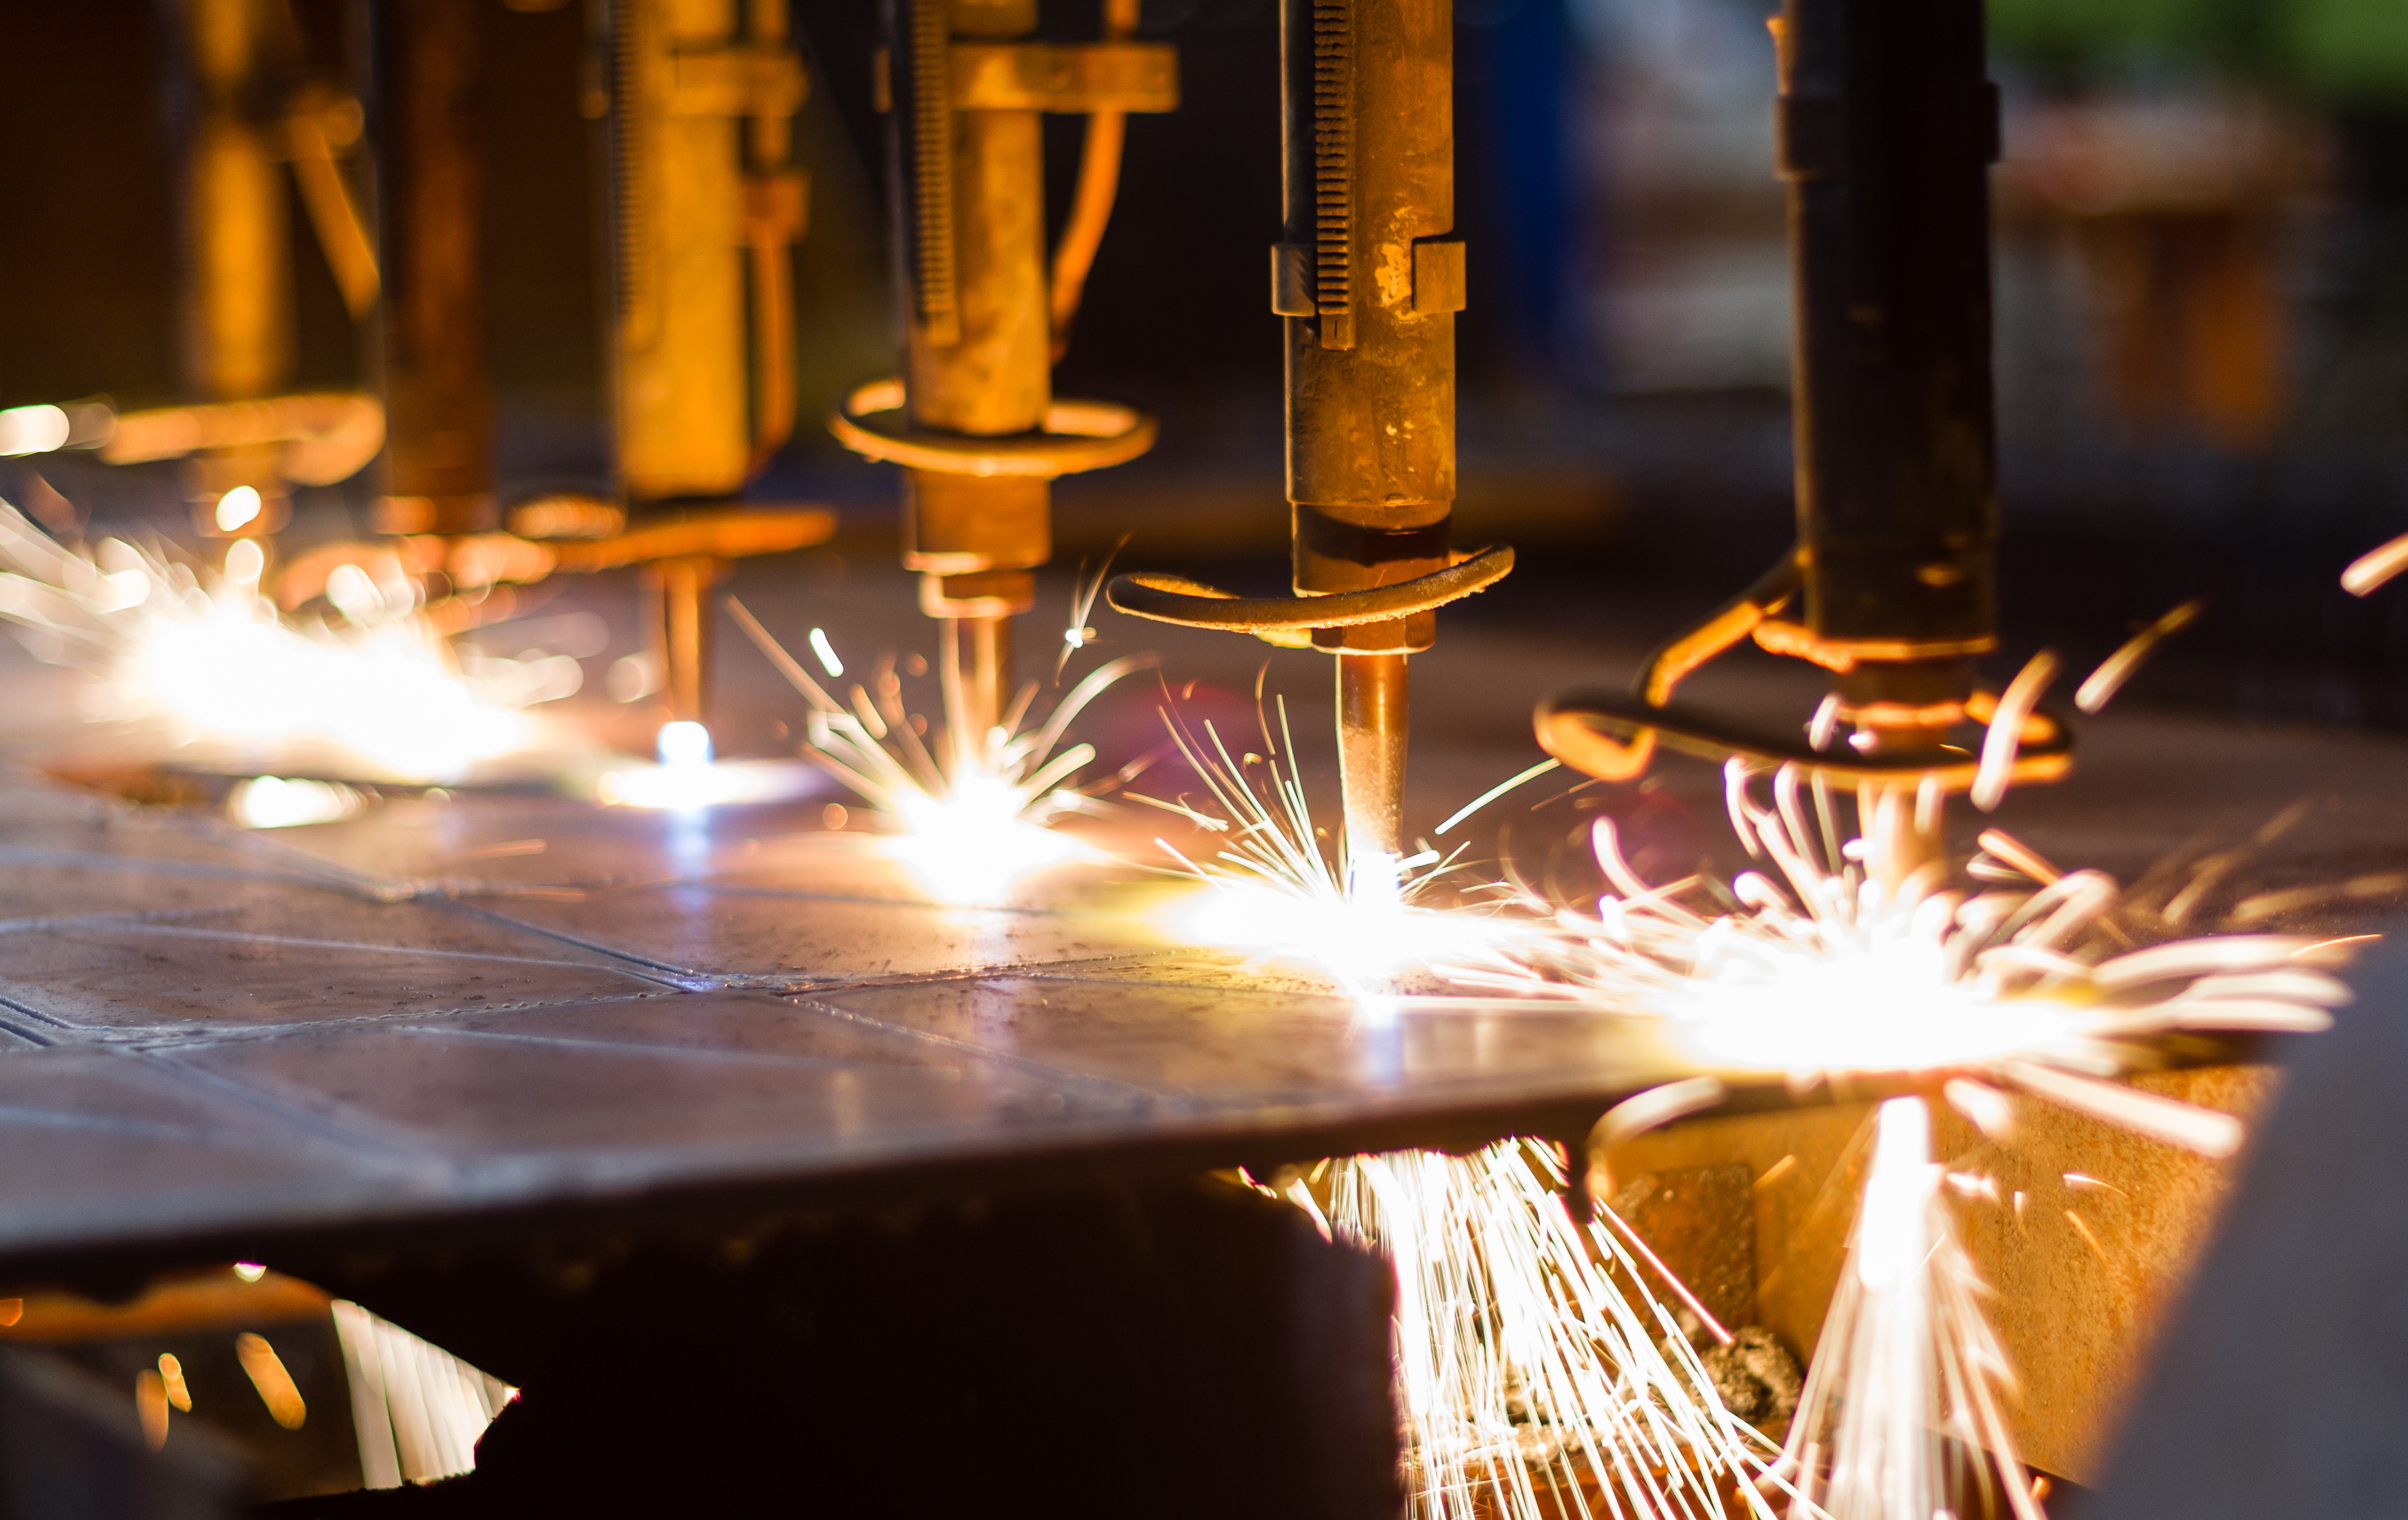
[2343,530,2408,597]
[1445,763,2351,1513]
[1460,763,2349,1126]
[1775,1096,2041,1520]
[2075,599,2203,715]
[0,501,575,782]
[728,596,1144,903]
[1319,1142,1786,1520]
[1135,694,1527,990]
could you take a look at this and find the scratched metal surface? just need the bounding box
[0,771,1695,1277]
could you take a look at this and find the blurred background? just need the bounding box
[7,0,2408,744]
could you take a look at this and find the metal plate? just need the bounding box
[0,770,1693,1282]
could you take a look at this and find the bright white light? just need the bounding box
[215,485,263,533]
[1327,1143,1777,1519]
[656,719,713,769]
[223,537,264,587]
[1666,928,2091,1076]
[807,627,843,678]
[1168,869,1514,990]
[1139,705,1527,990]
[0,501,566,781]
[0,405,70,457]
[229,775,363,829]
[1855,1097,1935,1289]
[325,562,383,621]
[232,1263,267,1283]
[753,625,1140,905]
[884,773,1084,903]
[597,727,821,810]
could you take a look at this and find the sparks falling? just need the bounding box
[1463,761,2349,1147]
[1134,692,1527,991]
[729,596,1146,903]
[0,502,574,782]
[1304,1142,1786,1520]
[1444,761,2351,1515]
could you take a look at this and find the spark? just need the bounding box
[0,501,572,782]
[2343,530,2408,596]
[2075,598,2203,714]
[1322,1142,1787,1520]
[1434,756,1560,837]
[1145,693,1530,990]
[807,627,843,678]
[728,596,1143,903]
[1443,764,2352,1516]
[1775,1096,2043,1520]
[1057,533,1129,678]
[2063,1208,2112,1268]
[1458,772,2349,1110]
[235,1331,307,1429]
[157,1354,191,1413]
[1971,650,2058,812]
[136,1369,170,1449]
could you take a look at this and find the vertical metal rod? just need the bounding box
[173,0,296,535]
[889,0,1047,755]
[1861,781,1942,898]
[374,0,494,536]
[650,557,721,726]
[1276,0,1457,871]
[950,615,1013,746]
[604,0,751,505]
[1336,653,1408,863]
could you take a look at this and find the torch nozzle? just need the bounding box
[1336,653,1408,884]
[941,613,1014,762]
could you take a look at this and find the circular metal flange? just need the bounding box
[829,377,1157,479]
[1105,545,1515,649]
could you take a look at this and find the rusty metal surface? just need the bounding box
[0,772,1695,1281]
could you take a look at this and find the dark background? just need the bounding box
[6,0,2408,735]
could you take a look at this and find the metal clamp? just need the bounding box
[830,377,1156,480]
[1105,545,1514,649]
[1532,544,2073,787]
[1536,687,2073,791]
[668,44,808,117]
[951,42,1177,113]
